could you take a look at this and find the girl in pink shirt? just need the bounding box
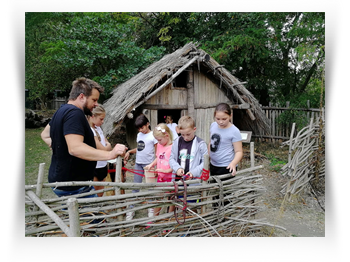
[145,123,174,216]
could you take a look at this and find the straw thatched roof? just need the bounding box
[103,42,269,136]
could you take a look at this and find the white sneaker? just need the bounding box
[148,208,154,218]
[126,211,135,221]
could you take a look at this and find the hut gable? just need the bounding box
[103,42,269,146]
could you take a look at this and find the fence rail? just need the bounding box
[254,101,324,143]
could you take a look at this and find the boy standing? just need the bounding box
[169,116,208,185]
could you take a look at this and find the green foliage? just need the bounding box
[42,14,165,96]
[26,12,325,110]
[26,12,165,107]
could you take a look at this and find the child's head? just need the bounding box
[135,114,150,134]
[166,115,173,124]
[153,123,173,146]
[178,115,196,142]
[214,103,232,128]
[89,104,106,127]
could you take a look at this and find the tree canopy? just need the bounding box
[25,12,325,109]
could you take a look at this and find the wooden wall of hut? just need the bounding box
[129,68,232,148]
[193,69,230,143]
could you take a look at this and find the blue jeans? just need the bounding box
[52,186,98,198]
[132,163,148,194]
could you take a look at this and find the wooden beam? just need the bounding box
[142,103,251,110]
[187,67,195,118]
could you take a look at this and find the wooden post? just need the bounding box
[114,156,123,221]
[201,154,210,214]
[67,198,81,237]
[288,123,296,163]
[187,66,195,119]
[250,142,255,168]
[34,163,45,222]
[35,163,45,198]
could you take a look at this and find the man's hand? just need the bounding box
[110,144,127,159]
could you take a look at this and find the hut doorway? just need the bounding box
[158,109,182,125]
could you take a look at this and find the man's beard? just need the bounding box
[83,105,92,116]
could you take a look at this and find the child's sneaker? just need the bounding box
[148,208,154,218]
[126,211,135,221]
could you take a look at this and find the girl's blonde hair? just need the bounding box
[153,123,173,141]
[91,104,106,117]
[88,104,106,141]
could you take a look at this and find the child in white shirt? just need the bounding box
[88,105,112,197]
[123,114,158,220]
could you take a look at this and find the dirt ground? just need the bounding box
[254,158,325,237]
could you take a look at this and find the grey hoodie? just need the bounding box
[169,136,208,186]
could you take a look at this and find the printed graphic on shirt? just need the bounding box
[210,133,221,152]
[137,140,145,151]
[179,149,188,169]
[158,151,170,169]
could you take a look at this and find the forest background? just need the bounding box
[25,12,325,112]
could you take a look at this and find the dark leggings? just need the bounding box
[209,164,237,207]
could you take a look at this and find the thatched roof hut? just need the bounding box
[103,42,269,148]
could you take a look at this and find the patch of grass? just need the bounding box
[251,141,288,172]
[25,128,54,198]
[265,154,287,172]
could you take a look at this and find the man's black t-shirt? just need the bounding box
[48,104,96,191]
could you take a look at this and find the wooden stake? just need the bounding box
[35,163,45,198]
[67,198,81,237]
[250,142,255,168]
[288,123,296,163]
[34,163,45,223]
[114,156,124,221]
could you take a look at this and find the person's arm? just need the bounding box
[169,141,183,176]
[65,134,127,161]
[124,148,136,162]
[91,128,109,151]
[145,158,157,170]
[105,140,112,151]
[94,136,108,150]
[41,124,52,148]
[188,141,208,179]
[226,141,243,176]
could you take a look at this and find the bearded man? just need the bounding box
[41,77,127,197]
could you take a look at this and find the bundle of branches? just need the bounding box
[280,110,325,202]
[25,166,278,237]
